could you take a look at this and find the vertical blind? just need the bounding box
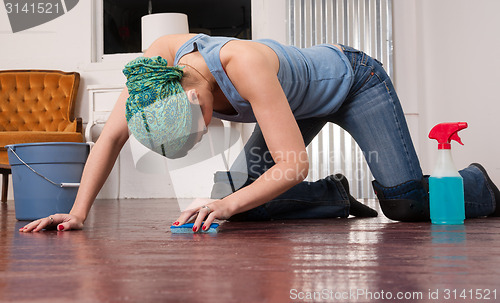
[287,0,393,198]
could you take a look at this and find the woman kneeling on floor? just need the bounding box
[20,33,500,232]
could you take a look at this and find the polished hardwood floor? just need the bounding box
[1,198,500,303]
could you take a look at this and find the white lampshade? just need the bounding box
[141,13,189,52]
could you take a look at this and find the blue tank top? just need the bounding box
[174,34,353,123]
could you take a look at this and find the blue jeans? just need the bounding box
[220,45,496,220]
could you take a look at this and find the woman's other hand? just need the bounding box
[19,213,84,232]
[173,199,234,232]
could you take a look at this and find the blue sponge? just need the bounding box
[170,223,219,234]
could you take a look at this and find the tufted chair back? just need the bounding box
[0,70,79,132]
[0,70,83,202]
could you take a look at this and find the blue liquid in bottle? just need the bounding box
[429,176,465,225]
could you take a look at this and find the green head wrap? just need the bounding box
[123,56,193,158]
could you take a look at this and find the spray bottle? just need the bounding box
[428,122,468,224]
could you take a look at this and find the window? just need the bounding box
[103,0,251,55]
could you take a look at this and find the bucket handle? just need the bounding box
[8,147,80,188]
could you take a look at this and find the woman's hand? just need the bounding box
[173,199,234,232]
[19,213,84,232]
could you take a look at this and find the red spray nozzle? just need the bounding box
[428,122,468,149]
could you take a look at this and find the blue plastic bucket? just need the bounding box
[6,142,90,221]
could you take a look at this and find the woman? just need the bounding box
[20,33,499,233]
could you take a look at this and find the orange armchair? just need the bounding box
[0,70,84,202]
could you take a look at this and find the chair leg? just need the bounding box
[2,173,8,202]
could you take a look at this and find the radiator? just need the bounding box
[287,0,393,199]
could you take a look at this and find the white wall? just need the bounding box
[393,0,500,184]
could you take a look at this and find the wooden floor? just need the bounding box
[1,199,500,303]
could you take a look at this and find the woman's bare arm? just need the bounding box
[220,42,309,211]
[69,88,130,222]
[174,42,309,231]
[21,89,130,232]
